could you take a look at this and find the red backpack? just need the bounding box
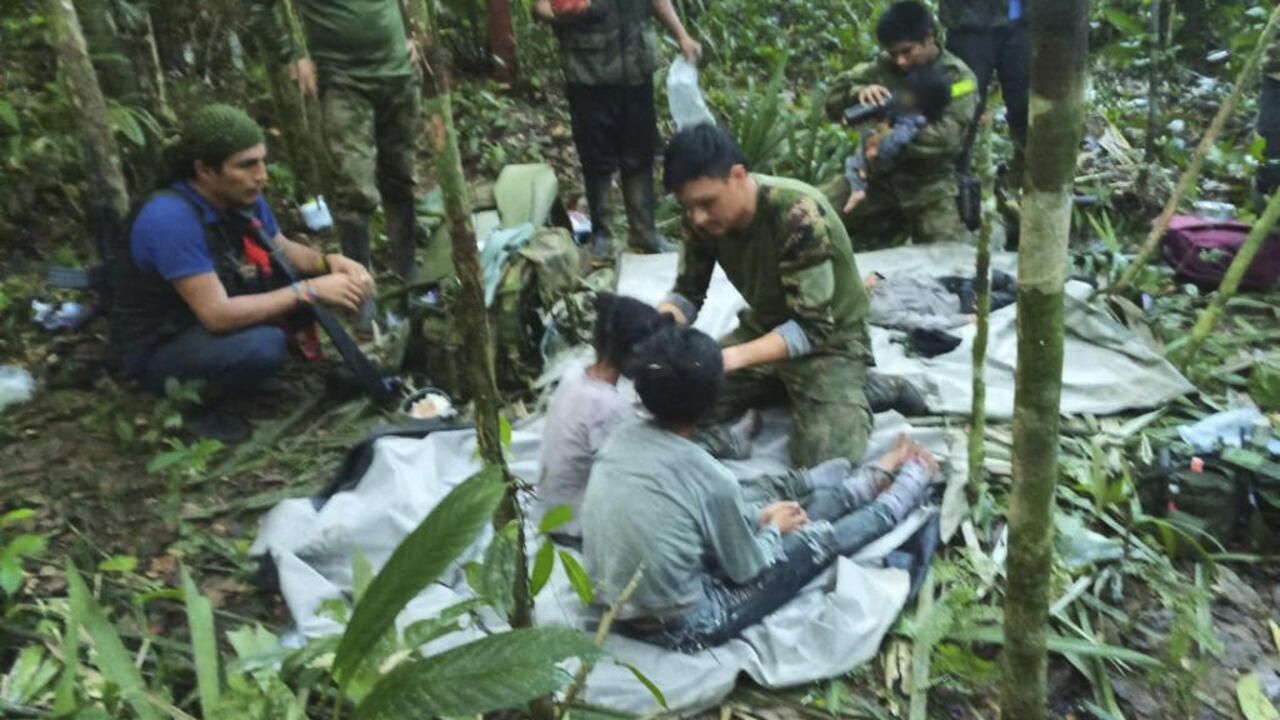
[1162,215,1280,291]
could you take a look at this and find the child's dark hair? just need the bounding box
[901,66,951,124]
[662,123,748,193]
[876,1,935,47]
[627,326,724,425]
[593,293,670,375]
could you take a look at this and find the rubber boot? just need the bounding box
[337,217,376,336]
[621,169,677,254]
[583,171,614,265]
[384,198,419,283]
[865,373,929,416]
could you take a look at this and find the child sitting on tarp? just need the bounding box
[843,65,952,214]
[534,293,669,544]
[581,325,935,652]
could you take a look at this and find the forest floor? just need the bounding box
[3,73,1280,719]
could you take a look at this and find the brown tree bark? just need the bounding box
[487,0,519,84]
[1000,2,1089,719]
[48,0,131,247]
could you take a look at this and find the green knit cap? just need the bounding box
[178,104,265,170]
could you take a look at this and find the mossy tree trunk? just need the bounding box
[969,115,994,492]
[48,0,130,252]
[412,0,535,635]
[1000,2,1088,719]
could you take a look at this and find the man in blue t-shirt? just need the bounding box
[110,104,374,410]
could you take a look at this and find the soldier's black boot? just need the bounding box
[583,171,614,264]
[622,169,677,254]
[865,373,929,416]
[384,198,419,284]
[337,217,376,336]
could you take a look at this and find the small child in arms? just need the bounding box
[535,292,669,543]
[844,65,953,213]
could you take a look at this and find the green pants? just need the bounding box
[699,329,873,466]
[821,175,972,250]
[321,75,421,223]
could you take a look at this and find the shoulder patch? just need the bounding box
[951,78,977,99]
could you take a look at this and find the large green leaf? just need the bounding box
[181,567,221,716]
[65,560,163,720]
[333,466,506,686]
[1239,673,1280,720]
[355,627,599,720]
[947,625,1161,668]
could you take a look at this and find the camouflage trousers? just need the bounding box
[321,74,421,224]
[698,328,873,467]
[821,174,972,250]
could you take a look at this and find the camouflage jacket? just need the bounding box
[244,0,413,80]
[553,0,659,86]
[938,0,1029,30]
[668,174,872,361]
[825,49,979,208]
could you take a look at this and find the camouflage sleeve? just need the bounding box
[666,221,716,322]
[825,61,884,123]
[777,196,842,354]
[241,0,303,65]
[901,76,979,163]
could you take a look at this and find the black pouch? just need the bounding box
[956,172,982,232]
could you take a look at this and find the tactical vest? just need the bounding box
[109,187,275,361]
[554,0,658,86]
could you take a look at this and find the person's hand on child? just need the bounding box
[759,501,808,534]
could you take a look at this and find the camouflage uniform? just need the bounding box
[249,0,421,280]
[823,49,979,249]
[551,0,667,253]
[1258,38,1280,202]
[665,175,875,466]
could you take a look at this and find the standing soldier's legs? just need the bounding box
[944,27,997,117]
[374,77,423,282]
[618,81,674,254]
[780,354,873,466]
[567,83,622,261]
[1258,76,1280,207]
[322,81,380,330]
[997,22,1032,150]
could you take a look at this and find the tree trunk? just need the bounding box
[136,6,175,124]
[48,0,131,250]
[416,1,535,637]
[1000,2,1088,720]
[969,115,995,492]
[1112,2,1280,294]
[1184,187,1280,352]
[487,0,519,84]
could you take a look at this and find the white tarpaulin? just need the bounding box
[253,407,962,715]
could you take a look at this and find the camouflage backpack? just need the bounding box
[402,165,587,403]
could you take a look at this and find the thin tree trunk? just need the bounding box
[487,0,519,84]
[1112,2,1280,294]
[1185,188,1280,350]
[1142,0,1162,164]
[1000,2,1089,719]
[48,0,130,248]
[138,6,175,124]
[969,115,994,492]
[416,0,535,637]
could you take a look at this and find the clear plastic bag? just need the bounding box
[666,57,715,130]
